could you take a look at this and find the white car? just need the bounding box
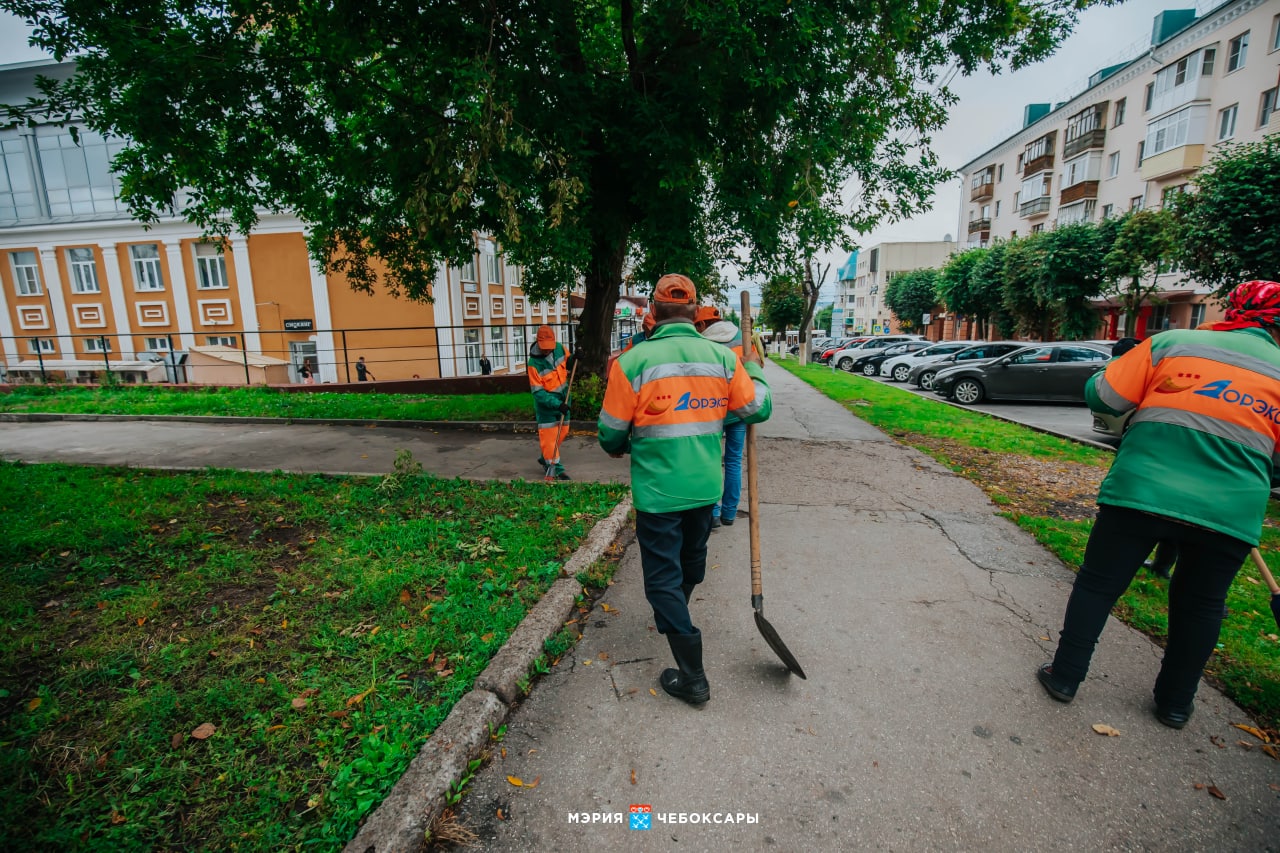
[880,340,984,382]
[829,335,924,372]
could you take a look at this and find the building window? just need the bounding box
[83,337,111,353]
[490,326,507,370]
[997,164,1004,182]
[193,243,228,289]
[67,247,100,293]
[29,337,55,353]
[512,325,527,366]
[1107,151,1120,177]
[1273,14,1280,51]
[34,126,128,218]
[995,200,1001,216]
[1261,88,1278,127]
[144,336,171,351]
[1202,47,1216,76]
[1161,184,1186,208]
[1031,223,1045,233]
[1190,304,1206,328]
[460,253,478,283]
[1144,83,1154,112]
[10,250,42,295]
[1062,152,1100,188]
[1101,203,1115,219]
[1136,140,1145,167]
[130,244,164,291]
[464,327,481,374]
[1228,31,1249,72]
[206,335,237,347]
[484,248,501,285]
[1113,98,1126,127]
[1130,195,1145,211]
[0,131,40,225]
[1218,104,1238,140]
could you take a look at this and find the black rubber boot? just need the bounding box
[661,630,710,705]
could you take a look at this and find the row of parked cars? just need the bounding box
[810,335,1123,432]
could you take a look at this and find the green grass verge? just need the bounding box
[0,459,626,849]
[0,385,532,422]
[778,359,1280,728]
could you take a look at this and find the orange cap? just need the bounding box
[653,274,697,304]
[694,305,721,331]
[536,325,555,347]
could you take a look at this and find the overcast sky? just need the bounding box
[2,0,1217,303]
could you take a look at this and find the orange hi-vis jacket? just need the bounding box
[527,342,570,426]
[1087,326,1280,544]
[598,321,771,513]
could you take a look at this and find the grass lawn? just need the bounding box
[0,385,532,422]
[0,460,626,850]
[778,359,1280,730]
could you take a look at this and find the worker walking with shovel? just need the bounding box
[527,324,576,481]
[598,274,773,705]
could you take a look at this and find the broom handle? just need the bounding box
[741,291,763,602]
[1250,547,1280,596]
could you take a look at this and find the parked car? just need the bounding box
[1092,408,1136,437]
[831,335,924,371]
[881,340,981,382]
[906,341,1027,390]
[815,337,866,365]
[789,337,833,356]
[847,340,932,376]
[933,341,1111,404]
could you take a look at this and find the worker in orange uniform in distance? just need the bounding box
[527,324,574,480]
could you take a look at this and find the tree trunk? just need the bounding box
[575,232,629,378]
[797,259,828,366]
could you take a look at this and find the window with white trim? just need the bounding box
[1107,151,1120,177]
[1113,97,1126,127]
[83,337,112,353]
[460,253,478,283]
[1057,199,1097,226]
[130,244,164,291]
[490,325,507,370]
[1202,47,1215,76]
[1019,173,1049,201]
[10,250,41,295]
[1261,88,1278,127]
[193,243,228,289]
[512,325,527,366]
[1130,195,1144,211]
[28,337,54,353]
[1228,31,1249,72]
[1218,104,1238,140]
[1190,304,1206,328]
[484,245,501,285]
[67,247,100,293]
[144,336,171,351]
[1145,106,1201,158]
[464,327,481,374]
[1062,152,1100,188]
[206,335,238,347]
[1101,203,1115,219]
[1272,14,1280,51]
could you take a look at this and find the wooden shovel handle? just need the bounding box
[740,291,763,600]
[1250,547,1280,596]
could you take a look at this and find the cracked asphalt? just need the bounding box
[2,362,1277,849]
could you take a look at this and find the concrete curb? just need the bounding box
[0,411,600,434]
[342,495,634,853]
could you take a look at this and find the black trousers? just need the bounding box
[635,506,714,635]
[1051,504,1249,708]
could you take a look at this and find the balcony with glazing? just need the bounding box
[969,167,995,202]
[1021,131,1056,177]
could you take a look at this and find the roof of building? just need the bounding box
[188,345,289,367]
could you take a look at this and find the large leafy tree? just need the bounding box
[1102,209,1176,336]
[760,273,805,339]
[1001,233,1056,340]
[938,247,998,338]
[971,241,1017,338]
[3,0,1110,373]
[1172,136,1280,298]
[1036,221,1109,340]
[883,268,940,332]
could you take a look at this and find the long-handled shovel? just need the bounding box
[740,290,806,678]
[545,359,578,481]
[1248,547,1280,626]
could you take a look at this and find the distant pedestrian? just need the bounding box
[299,363,315,385]
[1038,280,1280,729]
[479,353,492,375]
[355,357,375,382]
[527,325,573,480]
[598,274,773,705]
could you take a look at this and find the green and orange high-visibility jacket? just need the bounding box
[1087,326,1280,544]
[527,342,570,426]
[598,321,772,513]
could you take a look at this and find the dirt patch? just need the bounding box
[907,434,1105,521]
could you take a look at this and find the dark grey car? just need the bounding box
[906,341,1028,391]
[933,342,1111,404]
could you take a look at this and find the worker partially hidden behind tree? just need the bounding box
[1038,280,1280,729]
[598,274,773,705]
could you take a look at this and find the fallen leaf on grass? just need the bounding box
[481,633,494,643]
[1233,723,1269,742]
[266,725,286,733]
[171,733,184,749]
[26,697,41,712]
[110,811,126,825]
[328,710,349,719]
[1246,576,1260,585]
[346,687,375,707]
[1208,785,1226,800]
[291,698,309,710]
[95,754,107,770]
[136,617,146,626]
[191,723,216,740]
[1091,724,1121,737]
[399,589,411,604]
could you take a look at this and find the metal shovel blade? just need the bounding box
[754,609,807,679]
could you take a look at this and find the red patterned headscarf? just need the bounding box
[1210,280,1280,330]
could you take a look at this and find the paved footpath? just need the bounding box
[1,364,1277,849]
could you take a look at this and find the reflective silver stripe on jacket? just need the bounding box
[1093,373,1134,411]
[631,361,732,393]
[730,377,768,419]
[1130,406,1277,455]
[1152,343,1280,382]
[632,420,728,439]
[598,411,630,432]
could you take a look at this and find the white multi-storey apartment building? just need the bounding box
[848,240,957,335]
[958,0,1278,338]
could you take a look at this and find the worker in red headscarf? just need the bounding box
[1038,281,1280,729]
